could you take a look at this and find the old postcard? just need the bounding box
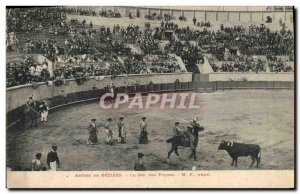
[6,5,295,189]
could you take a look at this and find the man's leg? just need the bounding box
[41,112,45,122]
[190,140,194,149]
[87,134,91,145]
[118,135,121,143]
[45,111,48,122]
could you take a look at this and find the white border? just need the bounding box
[1,0,298,193]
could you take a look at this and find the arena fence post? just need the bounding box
[191,81,195,90]
[146,83,149,93]
[173,82,175,92]
[223,82,224,91]
[207,82,210,91]
[265,81,267,90]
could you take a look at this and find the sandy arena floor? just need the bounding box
[7,90,294,171]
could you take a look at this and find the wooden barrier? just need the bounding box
[6,80,294,130]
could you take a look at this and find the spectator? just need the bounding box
[31,153,44,171]
[193,17,197,26]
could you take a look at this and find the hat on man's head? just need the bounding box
[35,153,42,158]
[141,117,146,120]
[52,144,58,149]
[91,119,96,121]
[138,152,144,159]
[119,116,124,120]
[107,118,112,121]
[175,122,180,125]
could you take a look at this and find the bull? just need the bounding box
[218,140,261,168]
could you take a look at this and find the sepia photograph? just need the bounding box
[5,4,295,189]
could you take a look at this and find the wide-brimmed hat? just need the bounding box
[107,118,112,121]
[119,116,124,120]
[141,117,147,120]
[91,119,96,121]
[175,122,180,125]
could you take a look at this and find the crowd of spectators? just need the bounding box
[63,8,96,16]
[118,25,142,44]
[23,38,62,62]
[7,7,67,34]
[145,12,163,21]
[22,36,96,61]
[142,54,182,73]
[163,13,172,21]
[6,7,294,87]
[173,22,294,58]
[123,56,148,74]
[64,36,96,55]
[209,53,293,73]
[139,33,160,55]
[6,56,51,87]
[197,21,211,28]
[268,57,293,72]
[99,10,121,18]
[63,8,121,18]
[144,12,174,21]
[148,62,181,73]
[171,21,293,72]
[160,21,178,30]
[165,40,204,65]
[211,61,265,73]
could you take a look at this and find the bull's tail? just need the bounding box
[166,137,173,143]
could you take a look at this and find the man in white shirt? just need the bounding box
[42,59,48,69]
[35,64,42,76]
[42,63,48,70]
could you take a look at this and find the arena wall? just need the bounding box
[208,72,294,82]
[6,73,193,113]
[67,6,294,23]
[6,78,294,129]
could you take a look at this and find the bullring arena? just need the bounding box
[6,6,294,171]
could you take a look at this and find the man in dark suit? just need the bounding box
[117,117,126,143]
[172,121,183,143]
[139,117,148,144]
[87,119,98,145]
[173,122,182,136]
[47,145,60,171]
[193,17,197,26]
